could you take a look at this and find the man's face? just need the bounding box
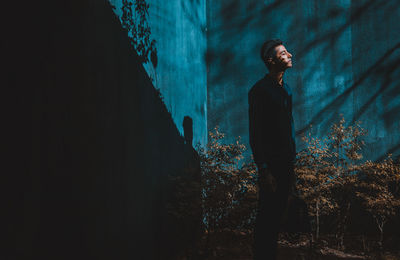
[272,45,292,70]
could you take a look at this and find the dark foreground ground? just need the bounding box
[182,231,400,260]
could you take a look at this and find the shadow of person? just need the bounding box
[179,116,203,257]
[183,116,194,146]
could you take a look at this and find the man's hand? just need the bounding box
[259,167,277,193]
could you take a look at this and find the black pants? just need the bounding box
[253,162,294,260]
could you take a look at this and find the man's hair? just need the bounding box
[260,39,283,69]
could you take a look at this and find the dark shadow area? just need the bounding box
[3,1,201,259]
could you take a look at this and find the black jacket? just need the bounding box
[248,74,296,168]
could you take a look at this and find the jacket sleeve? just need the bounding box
[248,90,275,168]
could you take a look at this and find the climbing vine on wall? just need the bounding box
[120,0,157,67]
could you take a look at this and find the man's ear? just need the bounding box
[267,57,275,66]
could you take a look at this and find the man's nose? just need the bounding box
[288,52,292,58]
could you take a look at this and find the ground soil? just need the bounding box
[185,231,400,260]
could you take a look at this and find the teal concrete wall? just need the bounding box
[206,0,400,161]
[109,0,400,160]
[110,0,208,146]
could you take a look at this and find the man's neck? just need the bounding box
[268,71,285,86]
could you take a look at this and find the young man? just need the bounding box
[248,39,296,259]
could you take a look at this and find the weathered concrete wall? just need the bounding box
[110,0,207,146]
[350,0,400,160]
[206,0,400,161]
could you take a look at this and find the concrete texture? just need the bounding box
[206,0,400,162]
[108,0,400,161]
[110,0,208,147]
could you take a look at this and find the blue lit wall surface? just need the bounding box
[206,0,400,161]
[109,0,208,147]
[109,0,400,161]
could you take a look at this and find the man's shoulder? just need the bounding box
[249,76,272,98]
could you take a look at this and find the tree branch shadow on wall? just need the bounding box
[296,42,400,136]
[205,0,400,161]
[289,0,400,161]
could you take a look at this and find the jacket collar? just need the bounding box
[264,74,291,96]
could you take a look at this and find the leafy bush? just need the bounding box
[168,119,400,254]
[197,127,258,233]
[356,157,400,249]
[295,130,337,240]
[296,117,400,250]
